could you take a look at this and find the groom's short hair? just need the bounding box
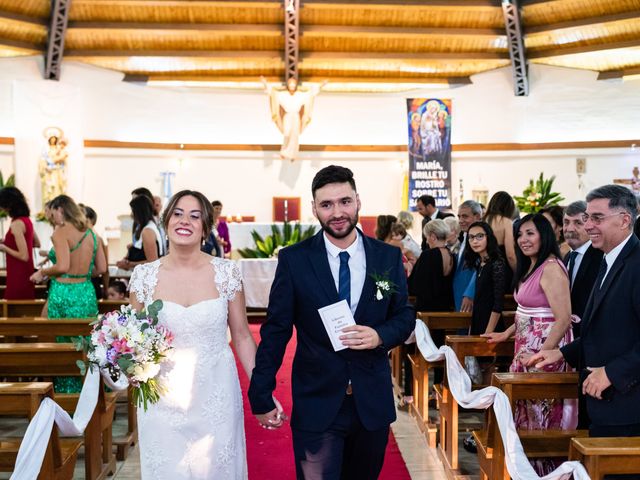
[312,165,357,198]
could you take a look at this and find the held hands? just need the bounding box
[582,367,612,400]
[255,395,288,430]
[116,258,131,270]
[339,325,382,350]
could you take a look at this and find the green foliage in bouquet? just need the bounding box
[513,173,565,214]
[0,171,15,219]
[237,222,317,258]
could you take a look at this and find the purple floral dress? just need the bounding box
[512,258,577,475]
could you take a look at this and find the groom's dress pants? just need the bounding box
[292,394,389,480]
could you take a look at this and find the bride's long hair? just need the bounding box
[161,190,215,243]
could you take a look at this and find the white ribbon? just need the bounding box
[414,320,590,480]
[11,369,129,480]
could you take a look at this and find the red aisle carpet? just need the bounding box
[236,324,411,480]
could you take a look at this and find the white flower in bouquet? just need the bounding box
[131,362,161,383]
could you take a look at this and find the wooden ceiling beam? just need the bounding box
[529,39,640,59]
[301,0,499,7]
[0,9,47,26]
[598,67,640,81]
[140,74,472,85]
[0,37,42,52]
[65,49,283,58]
[526,11,640,35]
[303,25,505,37]
[67,22,282,34]
[302,51,509,61]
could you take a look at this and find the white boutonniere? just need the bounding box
[370,272,398,301]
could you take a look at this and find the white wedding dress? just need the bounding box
[129,258,247,479]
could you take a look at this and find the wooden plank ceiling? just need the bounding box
[0,0,639,88]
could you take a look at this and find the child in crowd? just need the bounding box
[107,280,128,300]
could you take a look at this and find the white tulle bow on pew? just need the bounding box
[11,369,129,480]
[413,320,590,480]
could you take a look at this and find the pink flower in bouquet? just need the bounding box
[112,337,133,354]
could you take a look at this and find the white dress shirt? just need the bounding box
[430,209,440,221]
[601,233,633,287]
[569,240,591,289]
[323,231,366,316]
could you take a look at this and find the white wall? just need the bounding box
[1,55,640,242]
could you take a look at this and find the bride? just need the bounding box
[129,190,280,479]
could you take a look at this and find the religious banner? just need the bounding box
[406,98,452,211]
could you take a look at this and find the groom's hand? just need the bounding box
[255,408,284,430]
[340,325,382,350]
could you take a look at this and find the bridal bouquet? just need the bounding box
[75,300,173,411]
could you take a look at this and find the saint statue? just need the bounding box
[261,76,327,161]
[39,127,68,206]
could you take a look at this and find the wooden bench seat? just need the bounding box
[0,382,82,480]
[0,343,116,480]
[569,437,640,480]
[474,372,586,480]
[0,299,128,318]
[436,335,515,477]
[0,318,138,461]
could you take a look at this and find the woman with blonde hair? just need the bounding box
[30,194,106,392]
[396,210,422,258]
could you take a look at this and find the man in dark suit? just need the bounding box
[416,194,454,250]
[530,185,640,447]
[248,165,414,479]
[562,200,604,336]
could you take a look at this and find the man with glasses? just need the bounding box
[530,185,640,454]
[562,201,604,337]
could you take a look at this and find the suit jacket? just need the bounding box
[564,245,604,336]
[420,210,454,250]
[248,230,414,432]
[561,234,640,426]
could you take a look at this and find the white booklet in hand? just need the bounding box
[318,300,357,352]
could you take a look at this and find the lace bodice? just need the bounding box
[129,257,243,307]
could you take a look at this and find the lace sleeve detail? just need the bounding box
[213,258,243,302]
[129,261,160,307]
[491,258,506,313]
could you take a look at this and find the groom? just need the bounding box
[249,165,414,479]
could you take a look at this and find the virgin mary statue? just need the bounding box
[39,126,68,206]
[261,76,327,161]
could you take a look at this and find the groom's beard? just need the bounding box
[319,212,359,239]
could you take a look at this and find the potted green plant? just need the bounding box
[513,173,565,214]
[238,222,317,258]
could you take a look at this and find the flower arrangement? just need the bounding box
[370,271,398,300]
[75,300,173,411]
[237,221,317,258]
[513,173,565,214]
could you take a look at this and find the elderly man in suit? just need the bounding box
[249,165,414,479]
[562,200,604,336]
[530,185,640,448]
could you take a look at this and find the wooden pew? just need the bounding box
[0,318,138,461]
[0,343,117,480]
[409,312,472,447]
[569,437,640,480]
[0,284,48,299]
[473,372,587,480]
[0,299,128,318]
[0,382,82,480]
[436,335,515,478]
[390,343,405,399]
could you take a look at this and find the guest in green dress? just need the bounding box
[30,195,107,393]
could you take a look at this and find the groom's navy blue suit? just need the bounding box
[248,229,414,478]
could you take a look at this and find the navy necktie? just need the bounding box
[338,251,351,307]
[595,257,608,291]
[567,250,579,287]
